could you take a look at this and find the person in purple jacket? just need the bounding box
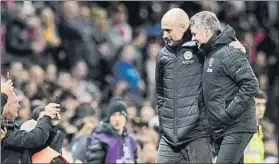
[85,97,138,163]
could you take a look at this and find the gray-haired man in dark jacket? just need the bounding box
[156,8,247,163]
[190,11,259,163]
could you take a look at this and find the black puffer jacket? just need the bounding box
[201,25,259,139]
[156,30,209,146]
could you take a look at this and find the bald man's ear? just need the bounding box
[181,26,188,33]
[182,24,189,32]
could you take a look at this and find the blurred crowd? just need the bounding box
[1,1,278,163]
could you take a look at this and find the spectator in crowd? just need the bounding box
[1,79,61,163]
[4,8,35,66]
[244,90,267,163]
[58,1,102,83]
[110,3,133,44]
[132,117,159,148]
[113,44,143,103]
[145,42,161,103]
[86,97,138,163]
[131,28,148,79]
[90,5,123,66]
[71,60,102,104]
[261,119,279,163]
[40,7,62,67]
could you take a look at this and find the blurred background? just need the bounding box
[1,1,278,163]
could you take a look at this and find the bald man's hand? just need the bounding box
[229,40,246,53]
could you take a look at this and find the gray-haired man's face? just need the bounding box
[191,26,211,46]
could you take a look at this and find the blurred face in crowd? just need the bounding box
[3,92,21,119]
[127,106,137,121]
[161,8,189,46]
[256,51,267,67]
[10,62,30,83]
[259,75,268,90]
[10,62,23,78]
[113,11,127,23]
[63,1,80,18]
[121,45,134,62]
[25,81,38,98]
[243,32,254,46]
[140,106,155,123]
[62,97,80,112]
[148,43,161,60]
[46,64,57,82]
[18,97,31,120]
[91,7,108,32]
[40,8,55,26]
[29,65,45,86]
[80,4,90,17]
[58,72,74,89]
[135,32,147,48]
[17,8,27,21]
[109,112,127,135]
[255,97,266,120]
[72,61,88,80]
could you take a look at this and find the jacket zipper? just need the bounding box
[203,56,214,138]
[173,47,180,145]
[174,58,177,144]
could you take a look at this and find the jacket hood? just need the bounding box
[212,25,236,45]
[201,25,236,55]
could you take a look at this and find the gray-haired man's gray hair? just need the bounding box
[190,11,221,33]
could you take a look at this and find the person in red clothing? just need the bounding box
[32,146,69,164]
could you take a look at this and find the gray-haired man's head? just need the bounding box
[190,11,221,45]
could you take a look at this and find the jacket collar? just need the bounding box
[165,29,192,53]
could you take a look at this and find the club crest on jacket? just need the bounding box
[182,51,194,65]
[184,51,193,60]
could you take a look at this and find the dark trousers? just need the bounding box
[156,137,213,163]
[213,132,253,164]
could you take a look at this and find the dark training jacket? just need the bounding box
[201,25,259,139]
[156,30,209,146]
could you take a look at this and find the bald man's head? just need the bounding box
[161,8,190,46]
[161,8,189,28]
